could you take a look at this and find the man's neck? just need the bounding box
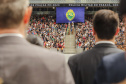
[0,29,24,38]
[96,39,115,44]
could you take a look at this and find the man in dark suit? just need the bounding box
[94,0,126,83]
[0,0,74,84]
[68,9,123,84]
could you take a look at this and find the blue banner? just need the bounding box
[56,7,85,23]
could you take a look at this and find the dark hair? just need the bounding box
[93,9,119,40]
[119,0,126,16]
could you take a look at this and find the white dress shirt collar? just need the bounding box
[0,33,23,38]
[96,41,115,45]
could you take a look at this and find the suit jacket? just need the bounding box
[0,36,74,84]
[94,52,126,84]
[68,43,123,84]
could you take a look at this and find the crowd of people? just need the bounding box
[75,20,95,51]
[27,15,125,51]
[76,20,125,51]
[28,15,67,49]
[116,21,125,50]
[1,0,126,84]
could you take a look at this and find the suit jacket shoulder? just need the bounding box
[0,36,74,84]
[94,52,126,84]
[103,52,125,68]
[68,43,123,84]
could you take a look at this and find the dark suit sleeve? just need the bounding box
[94,59,107,84]
[68,58,77,84]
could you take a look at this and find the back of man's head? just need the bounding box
[93,9,119,40]
[0,0,29,28]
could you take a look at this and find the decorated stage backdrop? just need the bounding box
[56,7,85,23]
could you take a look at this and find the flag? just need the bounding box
[56,7,85,23]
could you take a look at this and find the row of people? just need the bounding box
[28,8,126,84]
[1,0,126,84]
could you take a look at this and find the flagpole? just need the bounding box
[68,22,70,35]
[72,21,74,35]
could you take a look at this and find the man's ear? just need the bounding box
[123,16,126,27]
[23,6,32,24]
[115,27,119,35]
[92,28,96,36]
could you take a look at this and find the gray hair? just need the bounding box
[0,0,29,28]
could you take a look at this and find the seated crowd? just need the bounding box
[27,15,125,51]
[28,15,66,49]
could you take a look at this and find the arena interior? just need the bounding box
[28,0,124,60]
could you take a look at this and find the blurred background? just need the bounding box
[28,0,124,61]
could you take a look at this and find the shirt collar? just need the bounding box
[96,41,115,45]
[0,33,23,38]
